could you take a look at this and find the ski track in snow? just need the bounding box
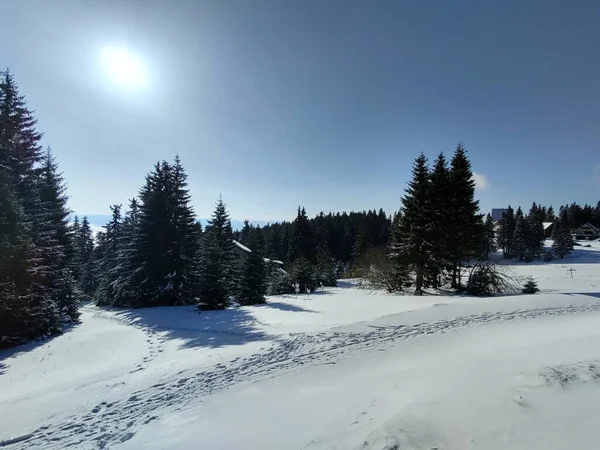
[4,302,600,449]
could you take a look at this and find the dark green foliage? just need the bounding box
[0,70,78,348]
[75,216,95,297]
[197,197,238,310]
[552,210,574,258]
[95,205,122,306]
[522,278,540,294]
[197,237,229,310]
[289,257,317,293]
[497,206,516,258]
[479,213,497,260]
[267,270,293,295]
[37,147,79,320]
[288,207,314,262]
[447,144,482,287]
[389,154,433,295]
[465,262,517,296]
[237,235,267,306]
[427,152,452,286]
[512,207,529,261]
[105,158,200,308]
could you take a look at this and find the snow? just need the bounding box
[2,241,600,449]
[233,239,252,253]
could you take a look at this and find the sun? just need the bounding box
[100,46,148,89]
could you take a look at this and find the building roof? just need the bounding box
[542,222,554,230]
[233,240,286,268]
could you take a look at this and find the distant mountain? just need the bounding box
[74,215,275,231]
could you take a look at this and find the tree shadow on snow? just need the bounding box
[259,301,317,313]
[112,307,279,350]
[0,322,81,371]
[562,292,600,300]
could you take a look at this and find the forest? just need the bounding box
[1,69,598,349]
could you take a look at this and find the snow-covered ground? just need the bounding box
[2,242,600,449]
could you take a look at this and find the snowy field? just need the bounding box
[2,242,600,449]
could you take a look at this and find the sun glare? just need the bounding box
[100,46,148,89]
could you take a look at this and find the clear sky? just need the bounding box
[2,0,599,224]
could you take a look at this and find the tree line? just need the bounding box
[0,70,79,348]
[2,70,599,349]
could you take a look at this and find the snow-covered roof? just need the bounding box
[233,240,286,267]
[233,240,252,253]
[543,222,554,230]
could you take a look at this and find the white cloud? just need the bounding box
[472,172,489,190]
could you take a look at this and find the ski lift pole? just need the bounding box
[567,268,576,278]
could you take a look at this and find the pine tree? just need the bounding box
[497,206,516,258]
[240,219,251,245]
[526,203,545,260]
[447,143,481,287]
[76,216,96,297]
[288,207,314,262]
[389,154,432,295]
[512,207,528,261]
[552,210,574,258]
[427,152,452,286]
[0,70,64,345]
[169,156,200,304]
[197,197,237,309]
[237,235,267,306]
[95,204,122,306]
[37,147,79,320]
[480,213,497,259]
[546,206,556,222]
[117,158,200,307]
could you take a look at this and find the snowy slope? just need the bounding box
[1,241,600,449]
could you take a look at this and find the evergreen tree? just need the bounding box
[37,147,79,319]
[546,206,556,222]
[447,143,481,287]
[237,235,267,306]
[95,204,122,306]
[479,213,497,260]
[497,206,516,258]
[76,216,96,297]
[117,158,200,307]
[197,197,237,309]
[389,154,432,295]
[526,203,545,259]
[287,206,314,262]
[240,219,251,245]
[552,209,574,258]
[427,152,452,286]
[512,207,528,261]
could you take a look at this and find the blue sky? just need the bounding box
[2,0,599,225]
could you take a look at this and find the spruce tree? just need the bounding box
[95,204,122,306]
[37,147,79,320]
[389,154,432,295]
[526,203,545,259]
[197,197,237,309]
[512,207,528,261]
[497,206,516,258]
[479,213,497,260]
[447,143,481,287]
[427,152,452,287]
[552,210,574,258]
[76,216,96,298]
[240,219,251,245]
[119,158,200,307]
[237,235,267,306]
